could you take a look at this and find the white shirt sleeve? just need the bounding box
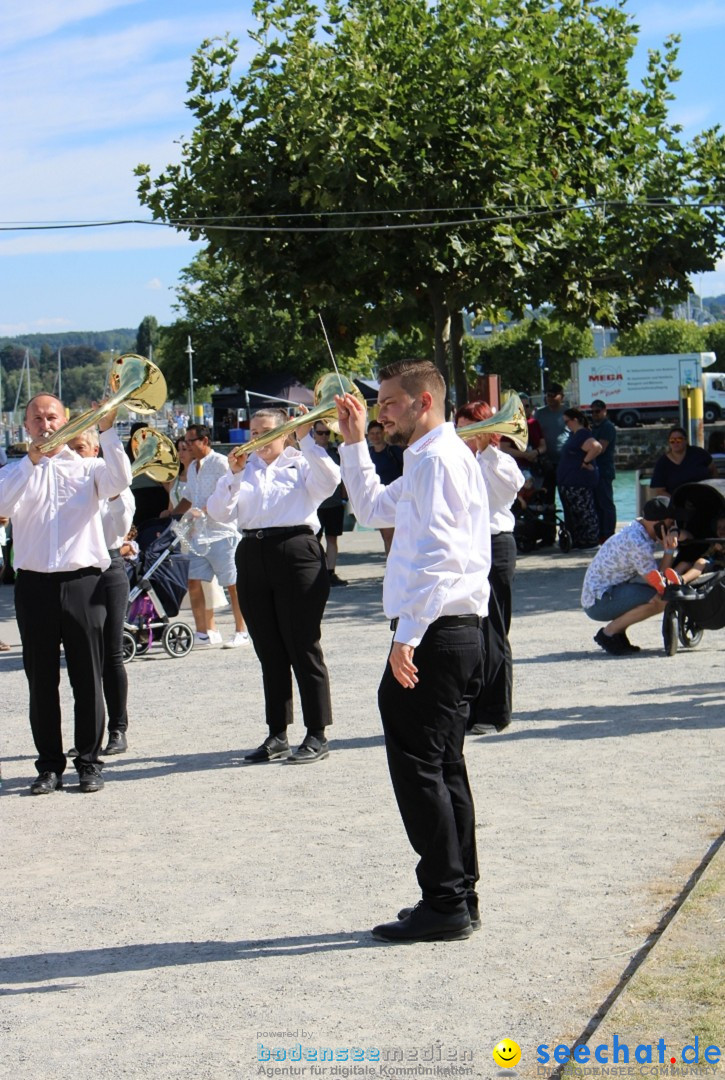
[298,432,341,504]
[94,430,133,500]
[339,440,401,528]
[0,456,34,515]
[207,470,242,525]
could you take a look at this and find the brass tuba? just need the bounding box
[36,353,168,454]
[456,391,528,452]
[231,372,367,459]
[130,426,179,483]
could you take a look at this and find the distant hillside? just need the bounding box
[0,329,137,352]
[703,295,725,320]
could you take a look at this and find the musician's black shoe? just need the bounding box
[287,734,329,763]
[103,730,128,755]
[244,733,291,763]
[78,764,104,793]
[397,897,481,930]
[372,901,472,943]
[30,771,63,795]
[328,572,348,587]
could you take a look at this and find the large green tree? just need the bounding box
[137,0,725,404]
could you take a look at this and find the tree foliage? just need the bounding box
[613,317,706,357]
[137,0,725,404]
[464,318,594,392]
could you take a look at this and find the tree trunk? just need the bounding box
[428,285,450,383]
[448,308,468,407]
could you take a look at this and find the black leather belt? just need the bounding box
[242,526,314,540]
[108,547,122,559]
[390,614,482,632]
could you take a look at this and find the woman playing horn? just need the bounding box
[206,406,340,764]
[456,401,526,735]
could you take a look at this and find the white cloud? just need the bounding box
[0,317,73,336]
[145,277,163,290]
[0,223,197,257]
[636,2,725,35]
[0,0,144,49]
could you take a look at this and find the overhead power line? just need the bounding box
[1,197,724,235]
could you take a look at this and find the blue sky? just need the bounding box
[1,0,724,337]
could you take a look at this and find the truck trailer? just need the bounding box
[570,352,725,427]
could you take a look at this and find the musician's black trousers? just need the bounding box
[101,556,130,733]
[471,531,516,727]
[235,531,333,733]
[15,568,106,775]
[378,621,483,913]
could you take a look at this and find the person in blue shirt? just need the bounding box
[556,408,603,551]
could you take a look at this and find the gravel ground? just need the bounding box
[1,529,724,1080]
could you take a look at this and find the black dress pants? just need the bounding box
[101,555,130,733]
[235,530,332,732]
[378,619,483,913]
[15,568,106,775]
[470,531,516,728]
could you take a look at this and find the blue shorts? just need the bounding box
[188,534,239,587]
[584,582,657,622]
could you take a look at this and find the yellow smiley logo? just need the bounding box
[492,1039,522,1069]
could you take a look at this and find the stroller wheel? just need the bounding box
[162,621,194,658]
[677,611,704,650]
[122,630,137,664]
[558,527,572,554]
[662,603,679,656]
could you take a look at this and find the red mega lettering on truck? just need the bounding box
[589,373,624,382]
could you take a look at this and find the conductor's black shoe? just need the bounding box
[594,628,627,655]
[397,898,481,931]
[244,734,291,763]
[328,571,348,587]
[372,901,472,943]
[30,771,63,795]
[287,734,329,763]
[103,730,128,755]
[78,764,104,793]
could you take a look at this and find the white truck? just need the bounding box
[570,352,725,427]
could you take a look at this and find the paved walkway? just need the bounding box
[1,529,723,1079]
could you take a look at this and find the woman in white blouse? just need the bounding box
[207,408,341,764]
[456,401,525,734]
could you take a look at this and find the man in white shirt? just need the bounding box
[172,424,248,648]
[0,394,132,794]
[336,360,491,944]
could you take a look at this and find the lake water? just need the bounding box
[613,470,640,523]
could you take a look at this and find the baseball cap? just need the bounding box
[642,496,673,522]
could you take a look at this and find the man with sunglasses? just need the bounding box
[589,399,617,541]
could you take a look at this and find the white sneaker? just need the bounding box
[194,631,218,647]
[223,631,250,649]
[206,630,223,645]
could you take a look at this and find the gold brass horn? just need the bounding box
[130,426,179,483]
[36,353,168,454]
[232,372,367,458]
[456,391,528,452]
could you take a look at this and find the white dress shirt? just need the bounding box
[340,422,491,647]
[477,444,525,534]
[0,430,133,573]
[101,488,136,551]
[206,432,340,530]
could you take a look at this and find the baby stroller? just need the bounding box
[513,489,573,554]
[661,479,725,656]
[123,520,194,663]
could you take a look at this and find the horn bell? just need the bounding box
[37,353,168,455]
[130,426,179,483]
[456,392,528,452]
